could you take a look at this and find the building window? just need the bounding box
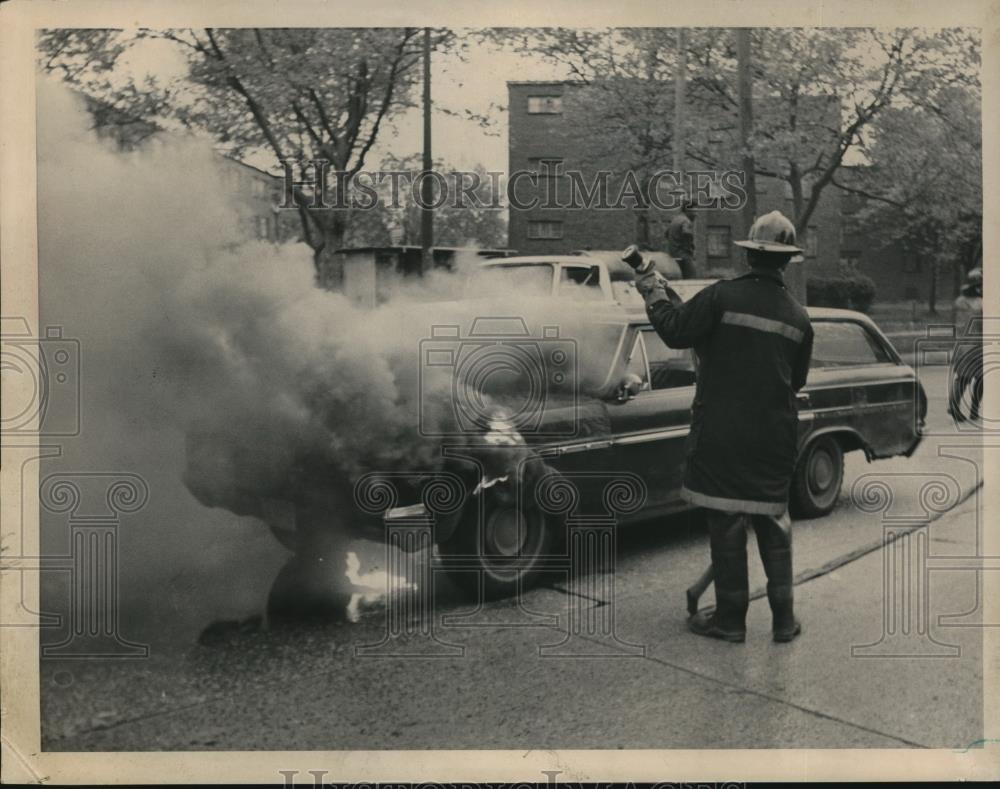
[255,215,271,241]
[707,226,732,258]
[839,251,861,273]
[527,220,564,239]
[806,226,819,258]
[527,95,562,114]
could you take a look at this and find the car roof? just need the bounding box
[481,255,581,264]
[623,304,880,326]
[482,252,685,279]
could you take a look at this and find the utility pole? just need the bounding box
[673,28,693,274]
[673,28,687,179]
[420,27,434,274]
[736,28,757,243]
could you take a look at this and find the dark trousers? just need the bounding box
[950,345,984,421]
[675,254,696,279]
[705,508,795,633]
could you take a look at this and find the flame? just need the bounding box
[343,550,415,624]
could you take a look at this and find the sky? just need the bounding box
[118,32,569,174]
[103,27,948,174]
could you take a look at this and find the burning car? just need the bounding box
[185,298,926,605]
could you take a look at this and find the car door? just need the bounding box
[606,326,696,517]
[802,319,920,457]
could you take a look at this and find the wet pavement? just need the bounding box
[38,366,990,750]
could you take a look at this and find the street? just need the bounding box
[37,364,988,751]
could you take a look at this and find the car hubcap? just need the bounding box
[810,450,834,492]
[487,507,526,557]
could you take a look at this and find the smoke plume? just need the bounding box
[35,80,619,645]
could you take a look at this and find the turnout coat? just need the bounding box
[643,268,814,515]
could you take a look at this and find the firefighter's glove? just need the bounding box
[635,269,669,299]
[622,244,669,302]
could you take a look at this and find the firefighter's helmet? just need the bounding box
[734,211,804,259]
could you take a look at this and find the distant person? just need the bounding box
[666,199,697,279]
[949,267,984,423]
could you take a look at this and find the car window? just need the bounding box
[810,320,891,368]
[558,265,604,300]
[624,332,650,389]
[641,328,698,389]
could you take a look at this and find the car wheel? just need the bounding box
[437,478,559,600]
[790,435,845,519]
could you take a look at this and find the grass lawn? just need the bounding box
[867,300,962,333]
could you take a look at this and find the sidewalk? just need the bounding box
[615,498,985,749]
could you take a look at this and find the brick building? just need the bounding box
[507,81,843,278]
[833,167,963,305]
[82,93,298,246]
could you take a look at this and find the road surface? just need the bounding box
[39,366,989,751]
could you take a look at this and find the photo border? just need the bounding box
[2,0,997,782]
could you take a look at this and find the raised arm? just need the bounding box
[639,276,719,349]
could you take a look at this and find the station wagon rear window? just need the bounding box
[810,320,891,368]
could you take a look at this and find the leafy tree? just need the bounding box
[344,155,507,249]
[38,28,442,277]
[488,27,980,300]
[835,84,982,312]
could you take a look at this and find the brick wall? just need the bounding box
[507,81,843,278]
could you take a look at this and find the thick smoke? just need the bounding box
[36,80,621,645]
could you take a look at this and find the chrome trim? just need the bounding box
[547,425,689,455]
[799,398,914,417]
[385,503,429,521]
[802,368,914,389]
[614,426,691,444]
[557,439,614,455]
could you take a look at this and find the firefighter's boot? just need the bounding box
[690,511,749,643]
[755,517,800,643]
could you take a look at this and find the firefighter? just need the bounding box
[949,267,984,423]
[624,211,814,643]
[666,199,697,279]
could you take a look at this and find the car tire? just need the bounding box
[790,435,845,519]
[266,554,352,626]
[437,465,562,600]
